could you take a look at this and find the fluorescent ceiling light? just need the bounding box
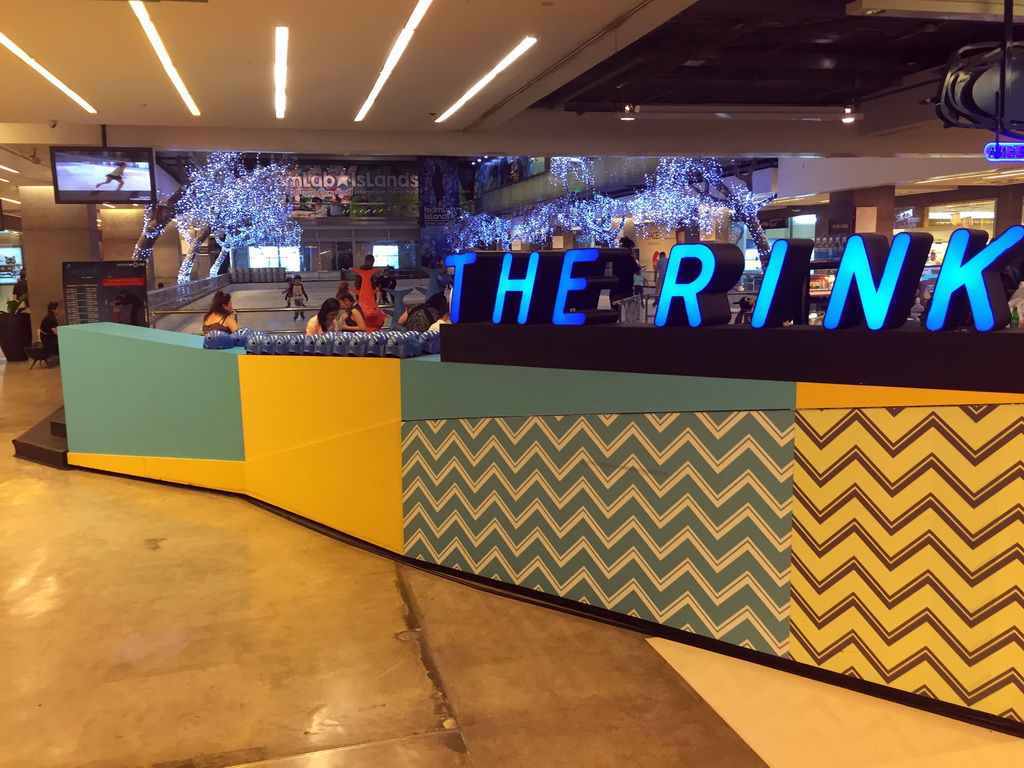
[0,197,20,205]
[435,36,537,123]
[102,203,116,209]
[355,0,434,122]
[0,31,96,113]
[0,165,18,175]
[0,178,8,184]
[129,1,201,116]
[275,26,288,119]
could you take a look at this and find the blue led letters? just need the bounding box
[926,226,1024,332]
[442,229,1024,333]
[823,232,932,330]
[493,251,540,324]
[654,243,745,327]
[444,251,478,324]
[552,249,599,326]
[751,239,813,328]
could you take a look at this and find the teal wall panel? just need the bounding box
[403,410,796,655]
[401,357,796,420]
[60,324,245,460]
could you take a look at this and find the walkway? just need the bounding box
[3,357,1024,767]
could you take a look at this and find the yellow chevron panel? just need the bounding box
[68,452,247,493]
[797,382,1024,410]
[791,404,1024,722]
[238,355,402,460]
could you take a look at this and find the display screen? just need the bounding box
[50,146,157,204]
[0,246,23,284]
[372,244,400,268]
[248,246,301,271]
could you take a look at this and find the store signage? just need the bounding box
[446,225,1024,332]
[984,142,1024,162]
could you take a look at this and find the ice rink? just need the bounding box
[152,278,436,335]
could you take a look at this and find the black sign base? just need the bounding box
[440,323,1024,394]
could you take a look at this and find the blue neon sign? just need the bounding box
[823,232,931,330]
[654,243,745,327]
[445,251,478,324]
[493,251,540,324]
[751,239,813,329]
[984,142,1024,163]
[552,249,599,326]
[441,227,1024,333]
[926,225,1024,332]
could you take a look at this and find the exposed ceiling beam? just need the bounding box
[847,0,1024,22]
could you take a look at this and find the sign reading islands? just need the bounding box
[288,163,418,219]
[445,226,1024,332]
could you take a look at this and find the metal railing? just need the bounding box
[148,274,230,311]
[150,306,406,335]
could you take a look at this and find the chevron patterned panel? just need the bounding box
[790,404,1024,722]
[403,411,795,655]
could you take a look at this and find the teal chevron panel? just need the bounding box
[400,357,797,420]
[402,411,795,655]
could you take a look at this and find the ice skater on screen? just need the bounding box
[95,162,129,191]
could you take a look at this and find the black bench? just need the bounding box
[25,345,57,369]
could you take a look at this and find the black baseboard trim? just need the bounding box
[68,463,1024,739]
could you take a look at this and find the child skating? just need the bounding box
[285,275,308,321]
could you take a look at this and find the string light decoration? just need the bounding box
[628,157,776,264]
[131,187,184,264]
[174,152,299,283]
[445,157,773,258]
[549,156,595,189]
[445,158,624,251]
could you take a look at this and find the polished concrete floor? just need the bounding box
[7,350,1024,767]
[0,357,766,768]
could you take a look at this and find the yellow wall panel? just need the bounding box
[238,355,405,553]
[68,453,246,494]
[238,356,402,460]
[244,420,405,552]
[796,382,1024,410]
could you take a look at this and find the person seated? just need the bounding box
[201,291,239,333]
[306,298,341,335]
[40,301,60,349]
[428,312,450,332]
[337,291,366,332]
[398,292,449,332]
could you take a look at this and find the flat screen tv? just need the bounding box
[50,146,157,204]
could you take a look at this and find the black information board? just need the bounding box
[62,261,148,327]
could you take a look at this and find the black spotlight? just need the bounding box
[935,41,1024,138]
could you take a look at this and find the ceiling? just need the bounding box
[537,0,1018,113]
[1,0,1023,194]
[0,0,688,132]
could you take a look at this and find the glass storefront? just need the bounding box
[923,199,995,264]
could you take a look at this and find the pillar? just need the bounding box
[152,229,182,288]
[97,208,143,262]
[20,186,100,326]
[995,185,1024,234]
[852,185,896,236]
